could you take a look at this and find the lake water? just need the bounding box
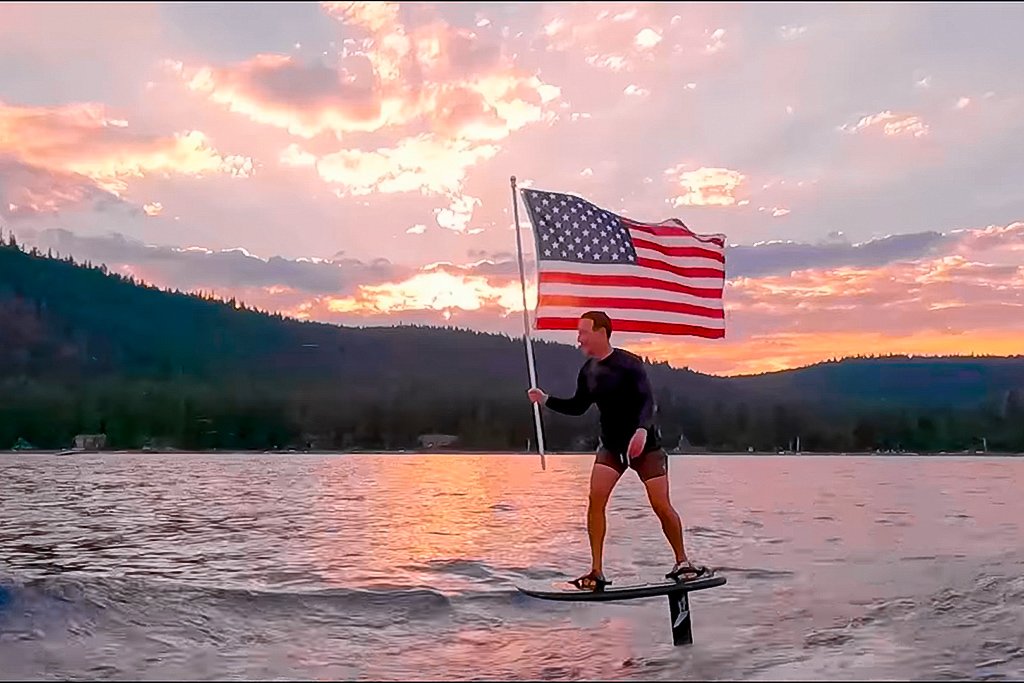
[1,453,1022,681]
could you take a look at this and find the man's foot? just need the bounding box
[570,569,610,591]
[665,559,709,582]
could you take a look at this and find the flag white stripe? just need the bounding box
[536,306,726,329]
[538,261,724,290]
[538,283,724,310]
[628,229,727,254]
[633,248,726,272]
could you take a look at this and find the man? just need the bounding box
[527,311,708,590]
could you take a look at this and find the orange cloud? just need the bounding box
[322,1,399,33]
[951,221,1024,258]
[627,328,1024,376]
[729,254,1022,318]
[626,228,1024,374]
[281,238,1021,375]
[317,266,527,320]
[0,100,251,216]
[212,219,1022,375]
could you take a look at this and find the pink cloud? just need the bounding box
[171,2,559,233]
[540,2,739,74]
[0,100,250,217]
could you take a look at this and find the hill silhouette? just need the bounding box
[2,232,1022,453]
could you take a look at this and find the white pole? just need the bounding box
[510,175,546,470]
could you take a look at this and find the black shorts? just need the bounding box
[595,446,668,482]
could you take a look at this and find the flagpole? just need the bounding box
[510,175,546,470]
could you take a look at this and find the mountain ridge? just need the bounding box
[2,234,1022,452]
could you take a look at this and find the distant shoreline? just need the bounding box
[5,448,1023,457]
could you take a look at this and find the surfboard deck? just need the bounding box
[516,572,726,602]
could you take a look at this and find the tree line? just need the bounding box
[2,231,1022,453]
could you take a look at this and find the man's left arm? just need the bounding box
[627,360,657,457]
[635,363,656,430]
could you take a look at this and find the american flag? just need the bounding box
[520,188,726,338]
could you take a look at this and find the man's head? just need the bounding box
[577,310,613,357]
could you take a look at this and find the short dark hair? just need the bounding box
[580,310,612,339]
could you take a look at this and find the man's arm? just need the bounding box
[633,361,656,429]
[625,359,657,458]
[543,366,593,416]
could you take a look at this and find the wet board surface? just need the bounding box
[516,573,726,602]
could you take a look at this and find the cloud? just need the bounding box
[14,219,1022,375]
[840,110,930,138]
[614,223,1024,374]
[176,54,385,140]
[13,228,407,298]
[627,327,1024,377]
[704,27,726,54]
[269,224,1024,374]
[727,254,1023,339]
[634,28,662,50]
[0,157,111,217]
[778,25,808,40]
[539,3,736,74]
[664,165,748,207]
[170,2,559,232]
[320,267,525,319]
[727,230,950,278]
[0,100,252,218]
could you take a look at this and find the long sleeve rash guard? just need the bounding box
[544,348,661,456]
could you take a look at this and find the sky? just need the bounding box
[1,1,1023,376]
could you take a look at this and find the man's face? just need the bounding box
[576,318,605,357]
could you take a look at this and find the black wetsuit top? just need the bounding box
[544,348,661,456]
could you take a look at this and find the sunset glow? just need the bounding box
[2,2,1022,376]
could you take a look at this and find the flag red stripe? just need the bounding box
[635,256,724,280]
[536,317,725,338]
[539,271,723,299]
[631,237,725,262]
[538,293,724,318]
[625,220,726,246]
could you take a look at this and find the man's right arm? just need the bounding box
[543,366,593,416]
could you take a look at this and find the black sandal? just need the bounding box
[570,570,610,591]
[666,560,709,582]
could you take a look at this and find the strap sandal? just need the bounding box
[570,570,611,591]
[665,560,710,582]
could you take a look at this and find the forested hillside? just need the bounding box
[2,234,1021,452]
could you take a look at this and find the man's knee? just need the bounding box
[588,486,612,510]
[650,497,677,519]
[643,475,676,516]
[589,460,622,506]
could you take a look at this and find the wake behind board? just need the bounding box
[516,571,726,646]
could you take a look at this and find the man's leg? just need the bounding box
[636,449,708,580]
[641,472,688,564]
[587,460,623,577]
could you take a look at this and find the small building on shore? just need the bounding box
[73,433,107,450]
